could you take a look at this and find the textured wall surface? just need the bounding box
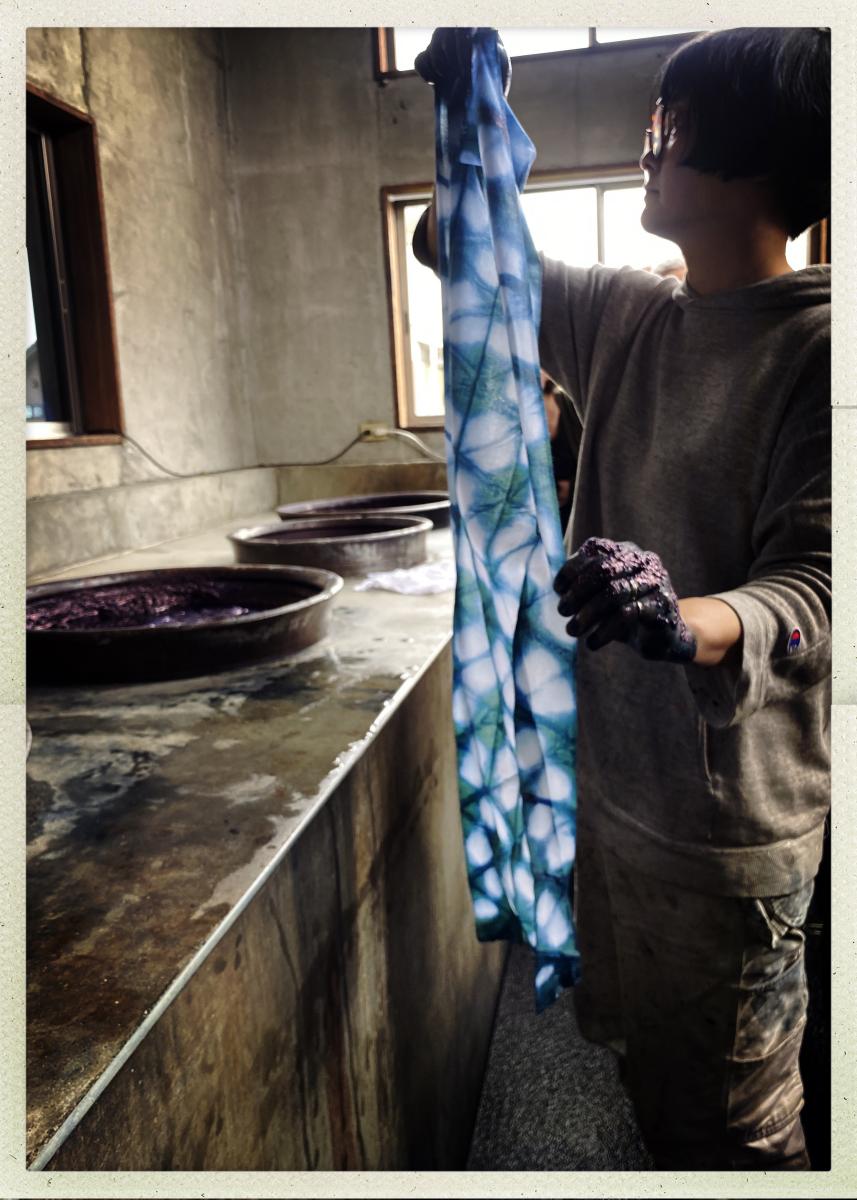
[26,27,87,110]
[41,645,506,1170]
[26,28,264,571]
[275,460,447,504]
[26,466,278,579]
[27,28,257,476]
[375,36,668,177]
[223,29,673,465]
[223,29,397,468]
[24,27,675,566]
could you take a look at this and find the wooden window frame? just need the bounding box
[382,164,644,432]
[26,83,123,451]
[382,182,436,432]
[809,219,830,265]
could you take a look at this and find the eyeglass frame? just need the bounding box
[643,99,679,162]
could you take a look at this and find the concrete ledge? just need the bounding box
[28,520,506,1168]
[38,644,506,1170]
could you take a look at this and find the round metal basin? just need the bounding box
[230,514,431,575]
[276,490,451,528]
[26,565,343,686]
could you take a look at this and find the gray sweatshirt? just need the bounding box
[538,260,831,896]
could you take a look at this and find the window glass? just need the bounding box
[392,175,783,424]
[26,131,71,428]
[785,231,809,271]
[392,28,589,72]
[401,203,445,418]
[595,28,694,43]
[391,29,429,72]
[521,187,598,263]
[487,29,590,58]
[25,253,47,422]
[26,88,122,441]
[397,186,601,420]
[391,28,694,69]
[602,185,682,271]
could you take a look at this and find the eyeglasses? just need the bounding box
[642,100,678,161]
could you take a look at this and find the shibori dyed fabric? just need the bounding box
[432,28,580,1010]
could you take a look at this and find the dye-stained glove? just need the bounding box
[554,536,698,663]
[414,27,511,106]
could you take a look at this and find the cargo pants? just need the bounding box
[573,818,814,1170]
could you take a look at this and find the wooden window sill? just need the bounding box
[27,434,124,451]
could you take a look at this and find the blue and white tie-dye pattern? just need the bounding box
[433,29,580,1010]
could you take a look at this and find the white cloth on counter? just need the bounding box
[354,559,456,595]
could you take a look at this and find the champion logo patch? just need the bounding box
[787,628,801,655]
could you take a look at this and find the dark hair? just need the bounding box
[656,27,830,238]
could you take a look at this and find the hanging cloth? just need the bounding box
[433,28,580,1010]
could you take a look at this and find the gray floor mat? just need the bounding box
[466,943,653,1171]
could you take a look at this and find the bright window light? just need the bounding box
[26,251,38,350]
[595,28,694,44]
[785,230,809,271]
[521,187,599,265]
[489,29,590,58]
[391,29,432,72]
[401,202,445,418]
[602,186,682,271]
[392,28,589,72]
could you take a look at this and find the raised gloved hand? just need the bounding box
[553,537,697,663]
[414,27,511,106]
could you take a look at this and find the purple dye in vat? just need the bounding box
[26,581,257,632]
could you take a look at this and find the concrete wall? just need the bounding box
[224,29,676,466]
[223,29,397,469]
[26,28,679,574]
[26,467,279,581]
[44,645,507,1170]
[27,28,256,476]
[26,27,268,576]
[275,460,447,506]
[375,36,667,176]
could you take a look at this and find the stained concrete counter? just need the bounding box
[27,516,504,1169]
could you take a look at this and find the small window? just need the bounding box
[27,129,77,436]
[378,28,695,76]
[26,86,122,446]
[384,194,445,425]
[384,170,684,429]
[388,28,590,73]
[594,28,697,44]
[384,174,828,430]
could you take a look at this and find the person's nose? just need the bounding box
[640,146,657,177]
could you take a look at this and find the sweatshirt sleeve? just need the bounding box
[684,339,831,728]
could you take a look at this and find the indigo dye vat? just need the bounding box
[229,514,431,575]
[276,491,451,528]
[26,565,343,685]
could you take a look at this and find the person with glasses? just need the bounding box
[413,26,830,1170]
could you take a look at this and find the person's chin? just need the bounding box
[640,195,669,237]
